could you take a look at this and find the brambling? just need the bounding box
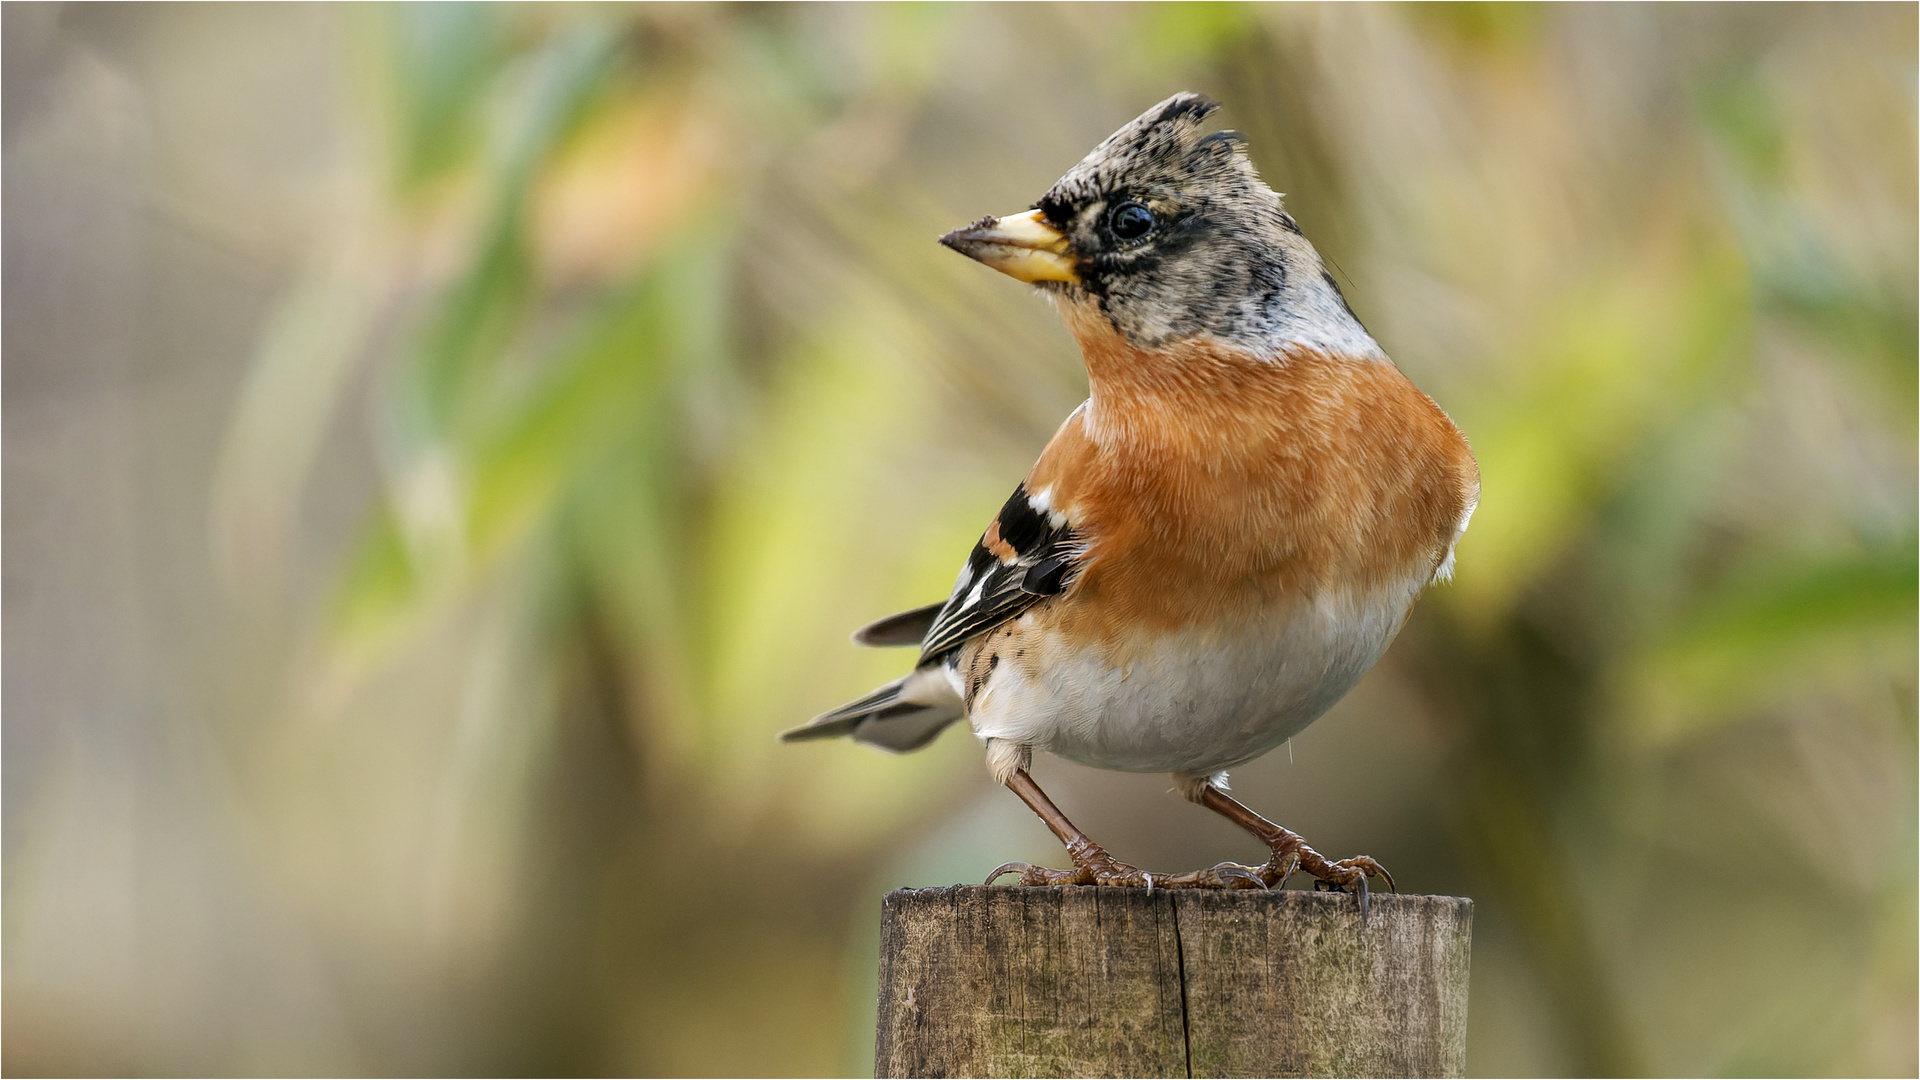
[783,93,1478,906]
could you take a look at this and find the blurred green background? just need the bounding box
[4,3,1913,1075]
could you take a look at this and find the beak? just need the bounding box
[939,209,1079,284]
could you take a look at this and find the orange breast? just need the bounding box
[1028,308,1479,643]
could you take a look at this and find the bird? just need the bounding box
[781,92,1478,907]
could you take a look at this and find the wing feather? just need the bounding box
[916,482,1083,662]
[850,602,944,647]
[791,481,1081,751]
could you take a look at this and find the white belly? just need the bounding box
[965,575,1426,776]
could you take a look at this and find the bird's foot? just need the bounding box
[985,845,1148,887]
[985,851,1267,890]
[1154,862,1270,889]
[1261,838,1394,915]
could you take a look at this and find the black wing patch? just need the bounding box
[916,482,1083,663]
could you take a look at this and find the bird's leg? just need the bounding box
[985,768,1152,887]
[1193,783,1394,910]
[985,769,1264,889]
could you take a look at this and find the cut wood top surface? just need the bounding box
[876,886,1472,1079]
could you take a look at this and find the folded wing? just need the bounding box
[780,480,1084,750]
[915,481,1083,662]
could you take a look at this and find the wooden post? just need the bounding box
[875,886,1471,1079]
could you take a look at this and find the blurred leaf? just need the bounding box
[1697,72,1788,184]
[1447,241,1752,622]
[487,17,619,190]
[327,18,639,675]
[865,3,960,94]
[397,17,618,447]
[1132,3,1265,69]
[399,199,533,446]
[1764,274,1919,412]
[332,223,723,663]
[1627,540,1918,742]
[1397,2,1547,54]
[326,504,417,658]
[694,295,992,840]
[466,261,672,558]
[1695,63,1919,414]
[388,2,505,192]
[211,255,383,589]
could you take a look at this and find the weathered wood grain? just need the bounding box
[875,886,1471,1079]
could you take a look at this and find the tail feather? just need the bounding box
[780,667,964,752]
[780,681,905,742]
[850,602,944,647]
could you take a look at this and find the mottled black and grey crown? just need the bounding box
[1036,94,1250,222]
[1031,93,1378,358]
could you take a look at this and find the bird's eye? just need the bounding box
[1108,201,1154,241]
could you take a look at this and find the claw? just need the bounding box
[988,854,1287,891]
[1337,855,1394,897]
[1266,850,1301,889]
[1356,873,1370,919]
[1208,862,1268,889]
[985,861,1032,885]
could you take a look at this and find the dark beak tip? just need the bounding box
[938,232,988,260]
[939,215,1001,248]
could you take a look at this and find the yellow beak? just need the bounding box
[938,208,1079,284]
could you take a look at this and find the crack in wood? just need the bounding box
[1170,893,1194,1078]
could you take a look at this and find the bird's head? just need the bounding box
[940,93,1374,358]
